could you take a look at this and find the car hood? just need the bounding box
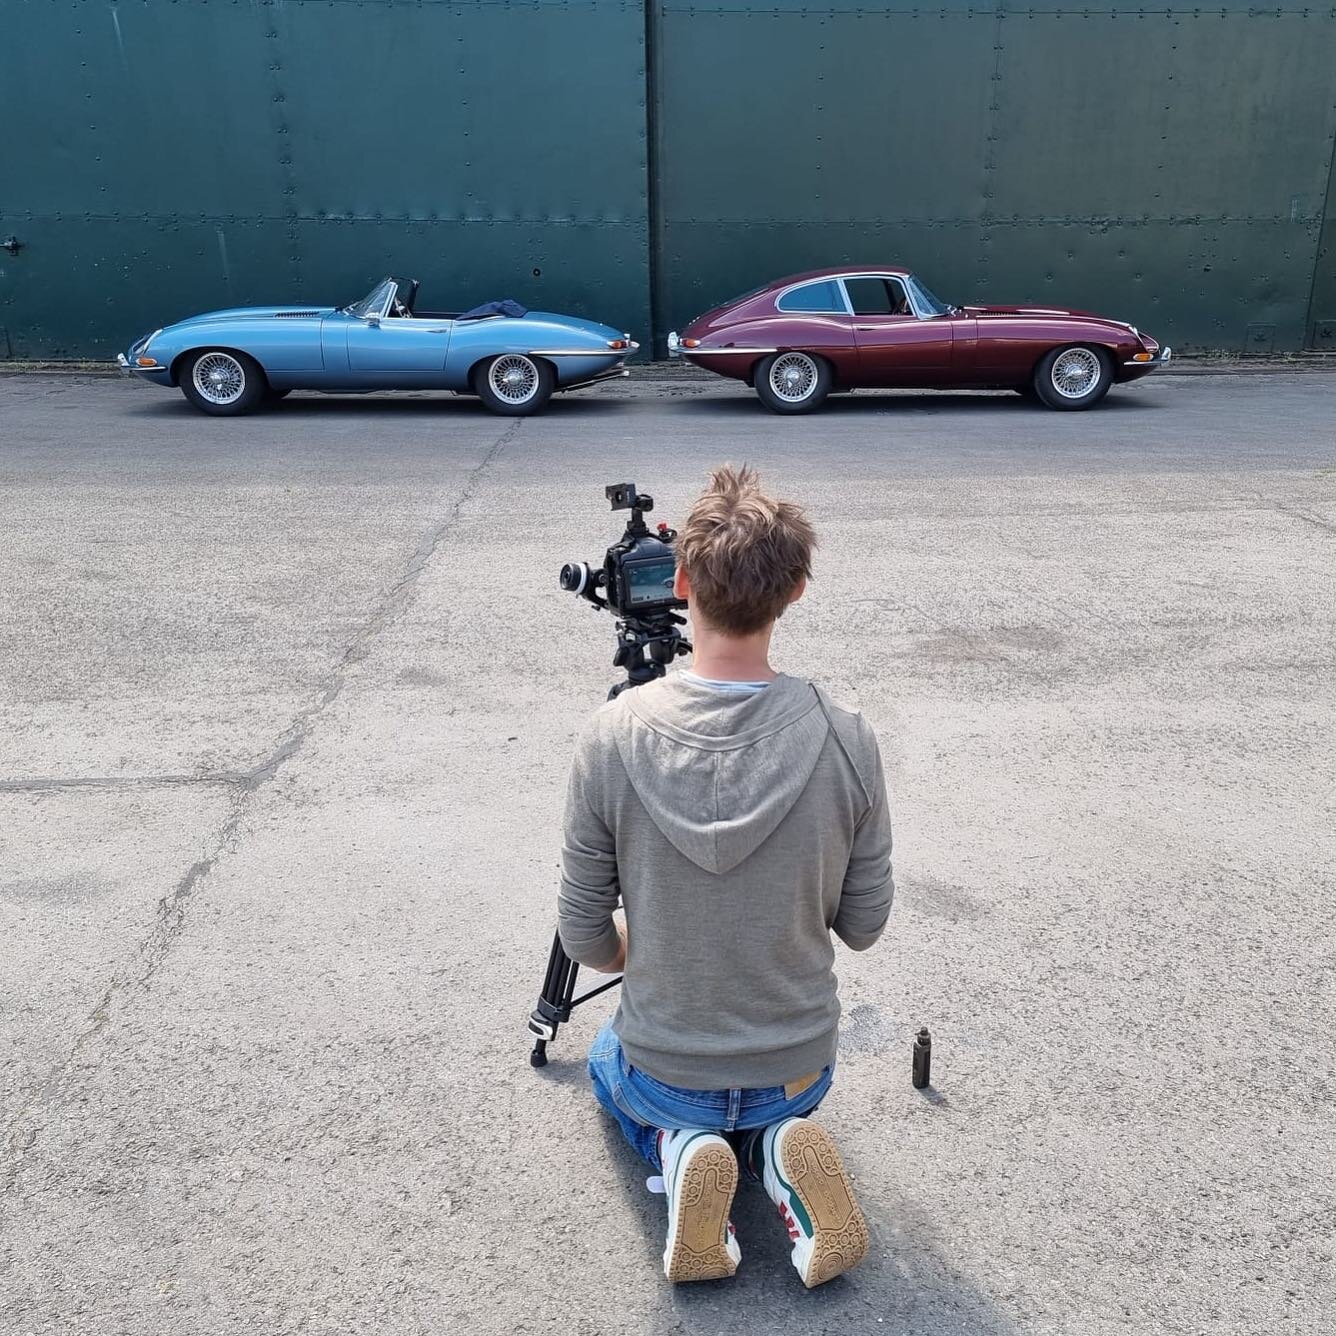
[168,306,336,329]
[966,303,1120,323]
[524,311,626,341]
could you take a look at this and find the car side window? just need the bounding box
[776,280,846,314]
[845,278,913,317]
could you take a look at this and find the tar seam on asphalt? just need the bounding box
[0,416,524,1187]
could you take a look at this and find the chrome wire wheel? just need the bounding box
[1050,347,1102,400]
[191,351,247,406]
[488,355,540,406]
[768,352,819,404]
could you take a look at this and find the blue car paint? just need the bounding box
[121,285,632,394]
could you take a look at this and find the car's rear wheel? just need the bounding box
[180,349,268,416]
[1032,345,1112,411]
[474,354,554,416]
[754,351,832,415]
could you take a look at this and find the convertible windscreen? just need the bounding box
[346,278,397,320]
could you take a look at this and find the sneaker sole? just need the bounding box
[780,1122,870,1288]
[664,1143,739,1283]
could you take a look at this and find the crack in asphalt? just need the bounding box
[0,418,523,1189]
[1273,502,1336,536]
[0,773,248,793]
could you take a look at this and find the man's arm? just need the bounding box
[557,733,625,972]
[831,733,894,951]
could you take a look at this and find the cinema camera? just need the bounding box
[528,484,692,1067]
[558,483,691,698]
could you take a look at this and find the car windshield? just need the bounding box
[906,274,953,317]
[345,278,397,319]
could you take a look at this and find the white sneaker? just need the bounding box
[748,1117,869,1287]
[658,1129,742,1283]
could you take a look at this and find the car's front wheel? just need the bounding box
[179,349,268,416]
[474,354,554,416]
[754,352,832,415]
[1032,345,1113,411]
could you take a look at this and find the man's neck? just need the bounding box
[687,618,778,683]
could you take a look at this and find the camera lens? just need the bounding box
[559,562,589,594]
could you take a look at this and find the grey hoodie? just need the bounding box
[558,672,893,1090]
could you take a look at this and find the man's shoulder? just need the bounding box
[807,682,883,796]
[572,690,640,758]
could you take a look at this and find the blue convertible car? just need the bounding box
[117,276,637,416]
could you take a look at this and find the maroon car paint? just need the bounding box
[678,267,1163,391]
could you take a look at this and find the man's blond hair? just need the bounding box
[676,464,816,637]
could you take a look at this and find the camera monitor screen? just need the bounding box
[624,557,677,607]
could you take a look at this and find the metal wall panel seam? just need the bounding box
[260,8,302,293]
[1302,109,1336,345]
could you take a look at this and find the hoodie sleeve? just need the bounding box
[557,723,623,970]
[832,727,894,951]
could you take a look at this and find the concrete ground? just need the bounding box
[1,368,1332,1336]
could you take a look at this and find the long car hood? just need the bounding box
[523,311,625,340]
[170,306,336,328]
[966,304,1102,320]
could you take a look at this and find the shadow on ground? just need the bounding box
[674,389,1160,416]
[124,391,631,419]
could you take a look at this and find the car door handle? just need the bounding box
[855,324,884,331]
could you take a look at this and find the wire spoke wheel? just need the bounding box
[1050,347,1101,400]
[768,352,819,404]
[191,352,247,406]
[489,355,540,405]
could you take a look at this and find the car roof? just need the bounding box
[770,266,912,288]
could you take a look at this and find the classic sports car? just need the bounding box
[117,276,637,416]
[668,267,1171,414]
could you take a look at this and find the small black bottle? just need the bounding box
[911,1026,932,1089]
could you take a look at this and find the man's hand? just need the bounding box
[595,912,627,975]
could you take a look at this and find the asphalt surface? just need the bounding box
[2,368,1333,1335]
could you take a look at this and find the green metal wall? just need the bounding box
[655,1,1336,355]
[3,0,1335,359]
[0,0,651,358]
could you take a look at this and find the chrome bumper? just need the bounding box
[1125,345,1172,369]
[530,342,639,356]
[667,331,681,357]
[561,367,630,392]
[116,352,169,375]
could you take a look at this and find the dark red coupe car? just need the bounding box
[668,267,1171,414]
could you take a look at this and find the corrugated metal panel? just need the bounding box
[1308,132,1336,351]
[655,3,1336,353]
[0,0,650,357]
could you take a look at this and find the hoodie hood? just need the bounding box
[615,672,828,875]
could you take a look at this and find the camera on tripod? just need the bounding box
[529,483,693,1067]
[559,483,687,620]
[559,483,691,698]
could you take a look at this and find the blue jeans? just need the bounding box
[588,1018,833,1171]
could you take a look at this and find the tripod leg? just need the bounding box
[527,931,580,1060]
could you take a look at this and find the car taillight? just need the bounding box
[681,338,701,349]
[607,339,629,350]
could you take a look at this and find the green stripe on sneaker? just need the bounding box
[667,1131,713,1197]
[770,1129,815,1237]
